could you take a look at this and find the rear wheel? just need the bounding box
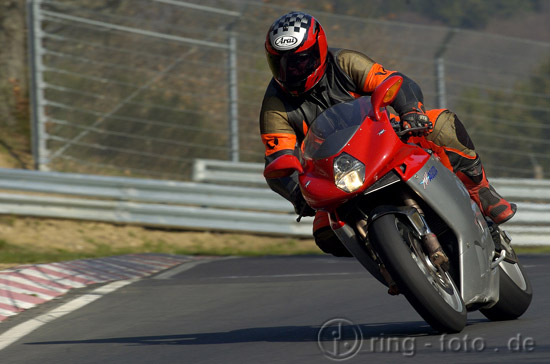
[369,214,466,333]
[480,255,532,321]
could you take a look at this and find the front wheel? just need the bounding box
[369,214,467,333]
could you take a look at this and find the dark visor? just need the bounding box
[267,42,321,91]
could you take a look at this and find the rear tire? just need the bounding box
[369,214,467,333]
[480,259,532,321]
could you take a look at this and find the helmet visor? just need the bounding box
[267,42,321,92]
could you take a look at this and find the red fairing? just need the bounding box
[299,110,430,211]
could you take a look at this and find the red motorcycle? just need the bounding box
[264,76,532,333]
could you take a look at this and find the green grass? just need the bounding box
[0,239,153,265]
[0,238,320,266]
[0,236,547,267]
[0,240,94,264]
[514,245,550,254]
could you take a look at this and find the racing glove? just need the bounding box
[400,111,433,137]
[291,189,315,219]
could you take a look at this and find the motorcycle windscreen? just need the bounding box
[303,97,372,160]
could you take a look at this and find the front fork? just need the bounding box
[365,195,450,270]
[401,194,450,270]
[332,193,450,295]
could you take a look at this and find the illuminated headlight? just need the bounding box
[334,153,365,193]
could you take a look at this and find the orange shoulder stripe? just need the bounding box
[261,132,297,157]
[363,63,397,93]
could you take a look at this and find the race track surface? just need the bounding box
[0,254,547,363]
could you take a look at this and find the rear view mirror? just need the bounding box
[263,154,303,178]
[370,76,403,121]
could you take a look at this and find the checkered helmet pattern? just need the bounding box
[265,11,328,95]
[269,12,311,51]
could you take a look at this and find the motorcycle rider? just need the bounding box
[260,11,517,257]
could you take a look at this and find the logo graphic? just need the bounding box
[318,318,363,361]
[274,35,298,49]
[420,166,438,189]
[267,137,279,150]
[375,67,388,76]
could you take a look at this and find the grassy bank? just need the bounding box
[0,215,547,271]
[0,216,320,269]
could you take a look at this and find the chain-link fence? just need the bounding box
[28,0,550,180]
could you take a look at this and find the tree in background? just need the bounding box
[409,0,541,29]
[0,0,28,131]
[0,0,32,168]
[456,57,549,178]
[295,0,542,30]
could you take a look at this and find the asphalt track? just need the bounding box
[0,254,547,363]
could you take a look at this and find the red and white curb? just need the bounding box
[0,254,201,322]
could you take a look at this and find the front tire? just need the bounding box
[369,214,467,333]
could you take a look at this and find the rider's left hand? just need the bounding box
[400,111,433,136]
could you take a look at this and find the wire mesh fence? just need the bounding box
[28,0,550,180]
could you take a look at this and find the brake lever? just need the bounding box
[395,126,430,137]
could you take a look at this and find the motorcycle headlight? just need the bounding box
[334,153,365,193]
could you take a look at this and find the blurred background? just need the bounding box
[1,0,549,181]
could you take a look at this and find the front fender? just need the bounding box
[369,205,429,237]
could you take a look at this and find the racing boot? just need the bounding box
[458,157,517,225]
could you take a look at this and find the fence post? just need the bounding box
[228,32,239,162]
[435,57,446,109]
[434,28,458,109]
[27,0,49,171]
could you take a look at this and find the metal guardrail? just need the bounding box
[192,160,550,246]
[0,167,286,211]
[0,167,312,236]
[0,163,547,245]
[192,159,550,201]
[192,159,268,187]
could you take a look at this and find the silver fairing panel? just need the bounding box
[404,157,499,307]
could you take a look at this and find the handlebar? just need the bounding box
[393,124,431,138]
